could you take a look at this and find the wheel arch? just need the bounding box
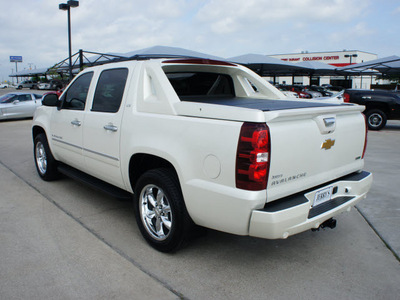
[364,102,390,116]
[128,153,180,191]
[32,125,46,141]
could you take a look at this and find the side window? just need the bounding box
[92,68,128,113]
[17,94,32,101]
[4,95,17,103]
[61,72,93,110]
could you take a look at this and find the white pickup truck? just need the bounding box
[32,58,372,252]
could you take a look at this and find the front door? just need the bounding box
[50,72,94,170]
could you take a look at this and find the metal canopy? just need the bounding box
[123,45,225,61]
[9,67,50,77]
[9,45,400,82]
[227,53,306,76]
[338,55,400,75]
[45,46,225,75]
[294,61,338,76]
[49,50,128,74]
[8,46,225,80]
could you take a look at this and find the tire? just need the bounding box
[34,133,60,181]
[365,109,387,130]
[133,168,193,252]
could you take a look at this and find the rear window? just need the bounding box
[166,72,234,98]
[92,68,128,113]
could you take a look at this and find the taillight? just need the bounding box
[343,92,350,103]
[236,123,270,191]
[362,114,368,159]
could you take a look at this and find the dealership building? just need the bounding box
[267,50,379,88]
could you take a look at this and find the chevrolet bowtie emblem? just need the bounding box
[321,139,335,150]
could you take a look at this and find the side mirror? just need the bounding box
[42,93,59,107]
[12,100,20,105]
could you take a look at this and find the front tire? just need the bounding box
[34,133,59,181]
[365,109,387,130]
[133,168,193,252]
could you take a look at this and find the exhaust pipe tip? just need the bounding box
[321,218,337,229]
[311,218,337,231]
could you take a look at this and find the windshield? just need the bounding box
[0,94,17,104]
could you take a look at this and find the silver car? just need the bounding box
[0,93,43,120]
[37,80,64,90]
[16,80,38,89]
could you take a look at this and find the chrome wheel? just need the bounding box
[368,113,383,128]
[134,168,193,252]
[139,184,173,241]
[34,134,59,181]
[35,141,47,175]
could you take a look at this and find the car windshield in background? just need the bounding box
[166,72,234,98]
[0,94,16,104]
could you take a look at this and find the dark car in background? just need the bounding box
[344,89,400,130]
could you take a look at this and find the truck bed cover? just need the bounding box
[180,96,348,111]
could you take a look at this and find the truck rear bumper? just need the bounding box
[249,171,373,239]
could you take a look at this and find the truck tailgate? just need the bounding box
[265,106,367,202]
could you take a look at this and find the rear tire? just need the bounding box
[133,168,193,252]
[365,109,387,130]
[34,133,59,181]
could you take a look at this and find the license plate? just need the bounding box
[313,186,333,207]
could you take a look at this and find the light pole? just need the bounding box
[344,53,358,65]
[59,0,79,82]
[344,54,358,88]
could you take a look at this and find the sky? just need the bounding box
[1,0,399,82]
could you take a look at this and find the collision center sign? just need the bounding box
[10,56,23,63]
[281,55,340,62]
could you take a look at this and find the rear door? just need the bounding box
[82,67,130,188]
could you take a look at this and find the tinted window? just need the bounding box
[166,72,234,98]
[92,68,128,113]
[17,94,32,101]
[0,94,17,104]
[61,72,93,110]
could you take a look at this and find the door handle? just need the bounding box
[323,117,336,127]
[71,119,82,126]
[103,124,118,132]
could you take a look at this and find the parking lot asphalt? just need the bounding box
[359,120,400,260]
[1,88,399,299]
